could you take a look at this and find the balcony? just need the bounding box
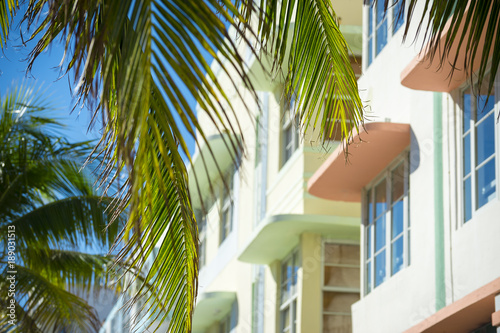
[307,122,411,202]
[238,214,359,264]
[188,133,239,210]
[400,6,494,92]
[192,291,236,333]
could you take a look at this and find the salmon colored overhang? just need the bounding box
[404,277,500,333]
[307,122,411,202]
[400,4,494,93]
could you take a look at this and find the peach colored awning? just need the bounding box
[400,5,494,92]
[307,122,410,202]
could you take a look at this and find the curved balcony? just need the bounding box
[188,133,239,210]
[238,214,359,264]
[307,122,411,202]
[192,291,236,333]
[400,6,494,92]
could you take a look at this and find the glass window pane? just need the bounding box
[392,162,405,202]
[323,315,352,333]
[324,266,360,288]
[375,180,387,217]
[463,133,471,176]
[477,95,495,120]
[392,236,404,275]
[476,113,495,166]
[324,244,359,265]
[393,0,404,33]
[366,225,372,259]
[376,0,386,24]
[376,21,388,54]
[368,38,373,65]
[464,177,472,223]
[368,6,373,35]
[292,253,299,288]
[463,90,471,132]
[477,158,496,209]
[375,250,386,287]
[375,215,386,252]
[392,199,404,238]
[281,306,290,332]
[323,292,360,313]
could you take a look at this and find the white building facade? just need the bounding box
[308,1,500,332]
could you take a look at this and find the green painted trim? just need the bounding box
[434,92,446,311]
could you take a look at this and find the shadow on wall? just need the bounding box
[409,127,421,175]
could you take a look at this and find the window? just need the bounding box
[198,214,207,268]
[251,265,265,333]
[282,96,300,166]
[364,154,410,293]
[322,243,360,333]
[461,74,497,223]
[280,249,299,333]
[219,173,233,245]
[366,0,405,67]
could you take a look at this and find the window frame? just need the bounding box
[279,249,300,333]
[219,172,234,246]
[365,0,405,67]
[281,97,300,167]
[198,214,207,268]
[458,73,499,224]
[362,151,410,295]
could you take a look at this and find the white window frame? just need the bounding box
[199,214,207,268]
[251,265,265,333]
[458,72,499,224]
[363,152,410,295]
[281,97,300,167]
[365,0,405,68]
[279,249,300,333]
[219,172,233,246]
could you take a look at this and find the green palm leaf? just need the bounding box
[245,0,364,145]
[16,248,115,291]
[386,0,500,98]
[5,196,119,250]
[0,265,101,333]
[18,0,366,331]
[0,85,124,333]
[0,0,17,47]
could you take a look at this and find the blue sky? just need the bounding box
[0,22,102,143]
[0,11,202,156]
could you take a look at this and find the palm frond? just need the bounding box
[20,0,366,331]
[0,265,101,333]
[387,0,500,99]
[5,195,119,250]
[247,0,365,146]
[22,1,257,331]
[0,0,17,47]
[0,301,43,333]
[17,248,115,292]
